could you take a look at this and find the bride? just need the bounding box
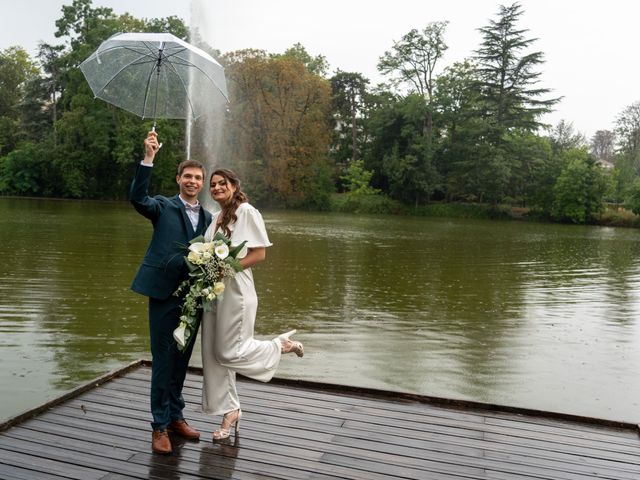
[200,168,304,440]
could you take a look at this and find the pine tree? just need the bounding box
[474,3,559,139]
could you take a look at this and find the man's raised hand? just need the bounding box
[143,131,160,165]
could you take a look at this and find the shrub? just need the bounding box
[329,193,405,214]
[551,150,610,223]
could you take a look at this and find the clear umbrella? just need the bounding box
[80,32,228,131]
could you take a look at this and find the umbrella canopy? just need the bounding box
[80,32,228,126]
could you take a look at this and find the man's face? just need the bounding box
[176,167,204,201]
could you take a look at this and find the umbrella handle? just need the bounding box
[151,122,163,150]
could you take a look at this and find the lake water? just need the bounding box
[1,197,639,423]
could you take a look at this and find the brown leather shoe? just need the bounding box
[152,430,172,454]
[168,419,200,440]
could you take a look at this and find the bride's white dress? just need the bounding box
[201,202,277,416]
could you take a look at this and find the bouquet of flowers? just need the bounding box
[173,232,246,352]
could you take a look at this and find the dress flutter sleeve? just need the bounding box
[231,204,272,249]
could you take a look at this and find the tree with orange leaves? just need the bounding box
[221,48,333,208]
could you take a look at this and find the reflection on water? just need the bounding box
[1,198,639,423]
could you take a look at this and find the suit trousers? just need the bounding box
[148,294,198,430]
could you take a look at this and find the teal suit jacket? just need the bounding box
[130,164,212,300]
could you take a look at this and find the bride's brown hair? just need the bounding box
[211,169,249,237]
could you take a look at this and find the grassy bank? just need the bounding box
[329,193,640,227]
[595,206,640,228]
[330,193,514,220]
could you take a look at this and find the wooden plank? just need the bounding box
[61,379,640,475]
[0,463,71,480]
[8,411,383,480]
[126,371,640,449]
[0,360,145,432]
[0,448,106,480]
[178,365,640,431]
[233,385,639,449]
[49,393,638,480]
[30,402,469,477]
[118,381,639,463]
[2,427,139,460]
[332,434,639,480]
[2,362,640,480]
[33,411,400,480]
[65,391,640,480]
[137,366,640,434]
[217,377,640,444]
[38,404,456,478]
[0,435,167,480]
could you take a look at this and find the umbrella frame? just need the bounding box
[81,33,229,130]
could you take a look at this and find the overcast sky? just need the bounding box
[1,0,638,139]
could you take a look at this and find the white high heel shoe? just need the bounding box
[278,329,297,341]
[278,329,304,357]
[213,409,242,440]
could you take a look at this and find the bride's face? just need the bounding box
[210,174,236,204]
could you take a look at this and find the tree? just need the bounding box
[378,22,448,144]
[37,43,66,127]
[590,130,615,165]
[364,94,440,205]
[625,179,640,215]
[330,70,369,178]
[505,132,554,206]
[474,3,559,138]
[551,149,610,223]
[0,47,38,117]
[432,60,485,200]
[17,75,52,144]
[48,0,189,198]
[147,16,189,39]
[340,159,380,197]
[609,101,640,204]
[0,140,56,196]
[54,0,117,49]
[548,120,587,152]
[0,46,39,152]
[615,101,640,167]
[378,22,448,101]
[0,1,193,200]
[222,49,333,208]
[275,43,329,77]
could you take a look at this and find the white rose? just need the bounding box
[187,250,202,264]
[213,282,225,296]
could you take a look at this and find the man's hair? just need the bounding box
[177,159,206,177]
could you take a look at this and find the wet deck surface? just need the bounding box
[1,362,639,479]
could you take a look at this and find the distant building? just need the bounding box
[596,159,614,170]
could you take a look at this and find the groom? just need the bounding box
[130,131,212,454]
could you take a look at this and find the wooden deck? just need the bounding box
[1,360,639,480]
